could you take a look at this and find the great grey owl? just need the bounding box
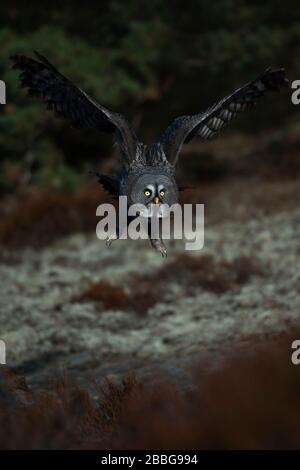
[11,52,287,256]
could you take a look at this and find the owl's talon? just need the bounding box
[106,233,118,248]
[159,246,167,257]
[150,238,167,258]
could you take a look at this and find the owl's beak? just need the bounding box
[153,196,160,205]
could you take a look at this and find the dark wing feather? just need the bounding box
[11,52,138,162]
[91,172,120,197]
[160,68,288,165]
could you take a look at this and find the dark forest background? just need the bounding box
[0,0,298,194]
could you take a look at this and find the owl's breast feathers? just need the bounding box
[93,144,175,197]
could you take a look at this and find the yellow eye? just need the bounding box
[160,190,165,197]
[144,189,151,197]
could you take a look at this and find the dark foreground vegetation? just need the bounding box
[0,330,299,449]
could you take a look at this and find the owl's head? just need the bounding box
[122,167,178,211]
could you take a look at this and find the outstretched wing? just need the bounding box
[159,68,288,165]
[90,172,120,197]
[11,51,138,162]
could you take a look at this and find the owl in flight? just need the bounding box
[11,52,287,256]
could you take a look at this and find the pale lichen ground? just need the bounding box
[0,205,300,389]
